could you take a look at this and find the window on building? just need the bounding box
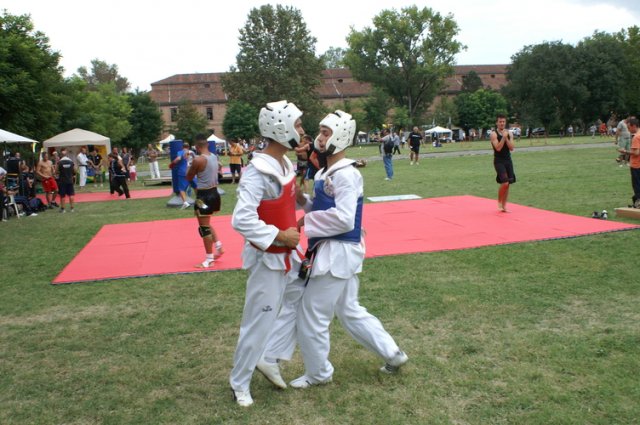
[491,74,495,78]
[170,107,178,122]
[206,107,213,121]
[204,83,210,88]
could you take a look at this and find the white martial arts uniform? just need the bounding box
[294,158,402,383]
[77,152,88,187]
[229,152,302,393]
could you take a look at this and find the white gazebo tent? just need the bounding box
[424,126,453,137]
[158,134,175,145]
[42,128,111,160]
[207,133,227,153]
[1,128,39,173]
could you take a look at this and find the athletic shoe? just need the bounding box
[289,375,332,389]
[60,208,66,214]
[257,359,287,389]
[214,242,225,259]
[180,202,190,210]
[380,350,409,374]
[384,177,391,181]
[231,388,253,407]
[70,208,75,213]
[27,213,38,217]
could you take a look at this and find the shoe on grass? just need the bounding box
[289,375,332,389]
[257,359,287,389]
[231,388,253,407]
[380,350,409,374]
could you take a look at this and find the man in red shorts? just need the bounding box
[36,152,59,208]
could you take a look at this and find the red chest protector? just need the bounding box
[256,177,297,254]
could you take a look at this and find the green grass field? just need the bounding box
[1,141,638,424]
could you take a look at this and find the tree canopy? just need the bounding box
[172,101,207,143]
[126,90,163,152]
[0,11,64,140]
[222,100,259,141]
[455,89,507,132]
[344,6,463,125]
[77,59,130,94]
[221,4,325,130]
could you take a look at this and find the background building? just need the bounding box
[149,65,507,139]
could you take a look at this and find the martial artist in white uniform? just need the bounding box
[259,111,409,389]
[229,100,305,407]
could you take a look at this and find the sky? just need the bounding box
[3,0,639,91]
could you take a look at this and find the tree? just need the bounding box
[221,5,325,129]
[461,70,483,93]
[126,90,163,153]
[575,32,627,126]
[616,26,640,116]
[77,59,130,94]
[344,6,464,124]
[0,11,64,140]
[455,89,507,132]
[82,83,132,144]
[172,101,207,142]
[359,88,392,131]
[321,47,346,68]
[222,100,259,141]
[426,96,458,128]
[504,42,587,133]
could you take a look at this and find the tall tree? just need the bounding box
[504,42,587,133]
[77,59,130,94]
[344,6,464,124]
[221,5,325,130]
[575,32,627,125]
[321,47,346,69]
[461,70,483,93]
[222,100,259,141]
[126,90,163,153]
[359,88,392,131]
[455,89,507,132]
[172,101,207,143]
[0,11,64,140]
[82,83,132,144]
[616,26,640,116]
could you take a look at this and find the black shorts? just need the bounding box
[494,160,516,184]
[230,164,242,175]
[58,182,75,197]
[195,187,221,216]
[410,145,420,154]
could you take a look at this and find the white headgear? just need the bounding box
[315,110,356,155]
[258,100,303,148]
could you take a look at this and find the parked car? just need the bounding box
[531,127,546,136]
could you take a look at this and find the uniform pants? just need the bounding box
[79,166,87,187]
[262,277,306,363]
[149,161,161,179]
[229,261,290,392]
[297,273,400,382]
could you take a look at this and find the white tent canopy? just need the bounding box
[43,128,111,151]
[0,129,38,143]
[425,126,452,135]
[207,133,225,143]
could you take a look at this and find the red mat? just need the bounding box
[52,196,638,284]
[38,188,173,204]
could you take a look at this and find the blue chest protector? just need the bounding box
[307,176,363,251]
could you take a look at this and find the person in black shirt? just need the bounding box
[57,148,76,213]
[408,127,423,165]
[109,153,130,198]
[490,114,516,212]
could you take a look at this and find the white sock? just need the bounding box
[201,254,214,267]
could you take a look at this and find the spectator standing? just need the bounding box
[146,144,161,179]
[76,147,89,189]
[408,126,422,165]
[36,152,58,208]
[228,139,245,184]
[170,142,194,209]
[121,147,132,181]
[616,117,631,166]
[381,129,394,180]
[392,131,401,155]
[625,117,640,208]
[57,148,76,213]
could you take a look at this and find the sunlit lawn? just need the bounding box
[1,143,638,424]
